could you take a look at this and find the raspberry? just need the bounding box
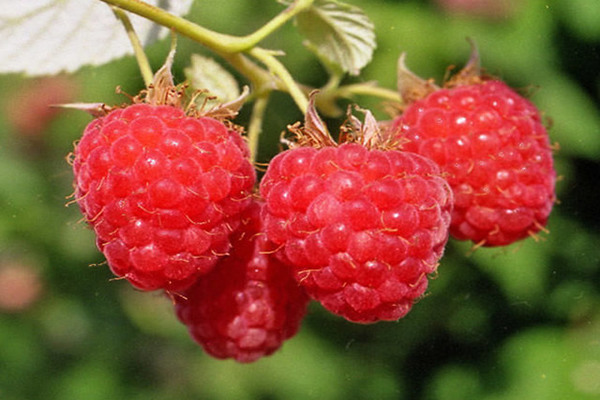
[175,201,309,362]
[72,103,256,291]
[259,106,452,323]
[389,54,556,246]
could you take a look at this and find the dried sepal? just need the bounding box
[54,102,112,117]
[341,106,399,150]
[282,91,399,151]
[285,91,337,149]
[397,53,439,104]
[396,39,494,107]
[196,86,250,120]
[143,45,185,107]
[445,38,487,88]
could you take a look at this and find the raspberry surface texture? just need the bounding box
[175,201,309,362]
[72,103,256,291]
[391,80,555,246]
[260,142,452,323]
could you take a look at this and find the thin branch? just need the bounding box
[249,48,308,114]
[247,93,270,163]
[235,0,314,50]
[100,0,239,53]
[111,6,154,87]
[100,0,314,53]
[337,83,403,103]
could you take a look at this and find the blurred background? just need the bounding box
[1,0,599,399]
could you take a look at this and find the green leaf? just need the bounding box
[184,54,240,104]
[486,325,600,400]
[462,238,551,305]
[533,74,600,159]
[294,0,376,76]
[554,0,600,40]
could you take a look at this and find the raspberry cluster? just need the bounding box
[71,53,555,362]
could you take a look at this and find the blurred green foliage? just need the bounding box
[1,0,599,399]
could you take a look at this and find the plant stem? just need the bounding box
[100,0,239,53]
[100,0,314,53]
[234,0,314,50]
[246,93,270,163]
[321,72,344,95]
[249,48,308,113]
[220,53,276,95]
[337,83,403,103]
[111,6,154,87]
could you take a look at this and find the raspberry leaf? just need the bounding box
[0,0,193,76]
[293,0,376,76]
[184,54,241,106]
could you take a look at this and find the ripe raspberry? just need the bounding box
[72,103,256,291]
[389,53,556,246]
[259,105,453,323]
[175,201,309,362]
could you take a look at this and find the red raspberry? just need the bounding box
[175,201,309,362]
[72,103,256,291]
[389,55,556,246]
[259,107,453,323]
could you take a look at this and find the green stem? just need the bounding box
[235,0,314,50]
[246,93,270,163]
[111,6,154,87]
[249,47,308,113]
[321,72,344,95]
[336,83,403,103]
[220,53,276,95]
[100,0,313,53]
[100,0,238,53]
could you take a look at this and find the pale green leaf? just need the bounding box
[295,0,376,76]
[0,0,193,76]
[184,54,240,104]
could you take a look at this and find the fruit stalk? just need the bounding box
[336,82,403,103]
[110,6,154,87]
[247,93,270,163]
[231,0,315,51]
[249,47,309,113]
